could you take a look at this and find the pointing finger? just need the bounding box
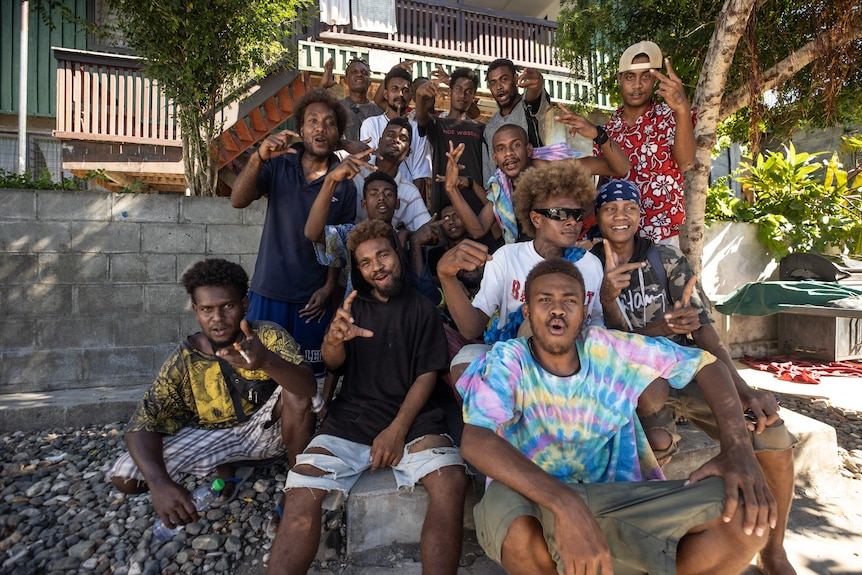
[240,319,255,340]
[664,58,680,80]
[342,290,359,313]
[602,239,619,270]
[681,275,697,308]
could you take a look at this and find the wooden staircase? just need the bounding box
[217,71,311,171]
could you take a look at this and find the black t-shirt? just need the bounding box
[319,286,450,445]
[423,115,485,217]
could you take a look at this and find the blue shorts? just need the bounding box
[246,291,334,377]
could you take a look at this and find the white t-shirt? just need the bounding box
[353,163,431,232]
[471,240,605,328]
[360,114,432,181]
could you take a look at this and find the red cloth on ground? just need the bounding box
[740,355,862,384]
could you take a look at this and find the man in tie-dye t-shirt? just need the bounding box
[457,258,776,575]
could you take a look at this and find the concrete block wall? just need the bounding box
[0,188,266,395]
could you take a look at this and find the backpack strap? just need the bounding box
[646,245,670,298]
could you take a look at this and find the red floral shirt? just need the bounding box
[596,101,697,242]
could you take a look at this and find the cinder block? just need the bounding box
[0,319,38,351]
[77,285,145,314]
[38,190,111,221]
[181,196,242,224]
[0,189,37,219]
[0,254,39,284]
[37,317,113,348]
[141,223,206,253]
[152,343,179,368]
[146,284,190,314]
[0,221,72,252]
[179,314,201,339]
[239,254,259,279]
[0,349,84,393]
[207,225,265,255]
[70,221,141,253]
[346,470,429,554]
[113,315,180,347]
[176,254,243,280]
[113,193,180,223]
[82,347,154,383]
[1,285,73,317]
[38,253,109,284]
[346,470,483,555]
[110,254,177,283]
[239,200,268,225]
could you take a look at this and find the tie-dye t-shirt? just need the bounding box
[457,326,715,484]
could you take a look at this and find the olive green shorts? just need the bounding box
[475,477,726,575]
[640,382,798,461]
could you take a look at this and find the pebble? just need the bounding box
[0,423,289,575]
[3,397,859,575]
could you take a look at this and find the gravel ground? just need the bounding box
[1,393,859,575]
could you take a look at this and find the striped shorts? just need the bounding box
[108,387,285,486]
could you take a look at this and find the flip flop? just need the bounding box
[212,466,254,507]
[266,503,283,539]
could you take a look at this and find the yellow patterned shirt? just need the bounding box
[127,321,304,434]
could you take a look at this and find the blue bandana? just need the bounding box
[595,180,641,212]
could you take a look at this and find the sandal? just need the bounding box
[266,502,283,539]
[212,466,254,507]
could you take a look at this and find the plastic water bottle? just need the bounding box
[152,478,225,542]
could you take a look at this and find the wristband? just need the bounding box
[466,176,474,190]
[593,125,609,146]
[257,147,269,164]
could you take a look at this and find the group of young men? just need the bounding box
[107,40,798,575]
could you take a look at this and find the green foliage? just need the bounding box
[34,0,312,195]
[555,0,862,135]
[0,169,84,190]
[705,141,862,257]
[101,0,312,196]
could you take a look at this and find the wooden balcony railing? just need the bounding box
[315,0,562,71]
[53,48,181,147]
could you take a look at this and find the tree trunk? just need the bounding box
[682,0,757,276]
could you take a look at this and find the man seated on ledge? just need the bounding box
[109,259,317,532]
[458,258,776,575]
[591,179,797,575]
[268,220,468,575]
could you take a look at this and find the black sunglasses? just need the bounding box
[532,207,586,222]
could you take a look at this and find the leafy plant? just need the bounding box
[705,141,862,257]
[0,169,84,191]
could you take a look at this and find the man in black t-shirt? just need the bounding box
[267,220,468,575]
[415,67,486,218]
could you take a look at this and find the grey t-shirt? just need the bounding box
[339,97,383,142]
[482,92,550,184]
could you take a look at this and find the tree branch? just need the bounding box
[719,22,862,120]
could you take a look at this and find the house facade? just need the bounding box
[6,0,608,193]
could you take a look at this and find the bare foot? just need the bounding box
[758,546,797,575]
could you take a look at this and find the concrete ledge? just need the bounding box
[664,408,838,481]
[346,408,838,556]
[0,384,148,431]
[346,468,483,555]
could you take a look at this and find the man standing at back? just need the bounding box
[231,89,357,379]
[361,67,432,197]
[321,57,383,142]
[597,41,696,246]
[481,59,551,185]
[414,67,485,217]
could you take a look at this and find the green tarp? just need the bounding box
[715,281,862,316]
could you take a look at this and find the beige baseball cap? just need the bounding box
[618,41,662,73]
